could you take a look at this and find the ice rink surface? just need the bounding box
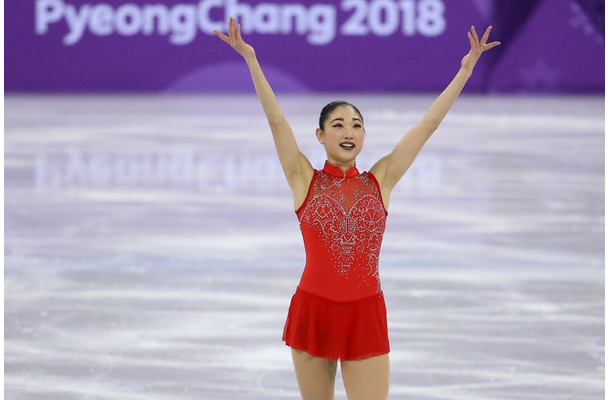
[4,94,604,399]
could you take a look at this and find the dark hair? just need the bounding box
[318,100,364,130]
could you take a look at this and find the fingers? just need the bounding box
[479,26,501,51]
[470,25,480,45]
[226,17,235,41]
[213,30,230,43]
[483,41,501,50]
[480,25,492,44]
[469,25,500,51]
[236,20,243,41]
[213,17,239,44]
[467,31,476,49]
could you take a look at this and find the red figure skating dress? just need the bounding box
[282,161,390,361]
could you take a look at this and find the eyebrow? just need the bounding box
[330,117,362,123]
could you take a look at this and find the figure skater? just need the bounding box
[215,18,499,400]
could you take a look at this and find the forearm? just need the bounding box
[244,55,286,128]
[421,66,473,130]
[373,26,498,194]
[379,66,472,184]
[243,53,303,182]
[214,17,311,193]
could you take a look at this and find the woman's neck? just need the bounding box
[326,159,356,173]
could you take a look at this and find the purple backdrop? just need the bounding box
[5,0,604,93]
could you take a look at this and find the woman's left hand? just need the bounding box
[461,25,501,71]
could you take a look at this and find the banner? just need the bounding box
[5,0,604,93]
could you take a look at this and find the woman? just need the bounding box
[215,19,499,400]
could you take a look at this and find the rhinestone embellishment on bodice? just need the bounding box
[299,167,387,283]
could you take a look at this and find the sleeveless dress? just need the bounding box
[282,161,390,361]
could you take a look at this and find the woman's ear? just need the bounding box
[316,128,324,144]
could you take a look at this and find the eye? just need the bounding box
[332,123,344,128]
[353,123,362,129]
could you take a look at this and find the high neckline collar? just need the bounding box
[323,160,359,178]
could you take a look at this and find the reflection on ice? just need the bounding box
[5,95,604,399]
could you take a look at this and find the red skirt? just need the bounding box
[282,287,390,361]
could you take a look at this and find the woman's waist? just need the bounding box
[295,285,385,304]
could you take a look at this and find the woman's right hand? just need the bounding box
[214,17,256,61]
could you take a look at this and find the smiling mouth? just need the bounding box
[340,142,355,149]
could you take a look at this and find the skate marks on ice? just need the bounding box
[5,95,604,399]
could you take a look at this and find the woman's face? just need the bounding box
[316,106,365,170]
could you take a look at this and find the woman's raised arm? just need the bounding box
[214,18,313,206]
[371,26,500,208]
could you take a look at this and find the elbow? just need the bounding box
[268,116,287,130]
[420,118,440,135]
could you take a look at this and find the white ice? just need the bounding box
[4,94,604,399]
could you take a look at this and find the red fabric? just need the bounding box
[296,161,388,302]
[283,161,390,360]
[283,287,390,361]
